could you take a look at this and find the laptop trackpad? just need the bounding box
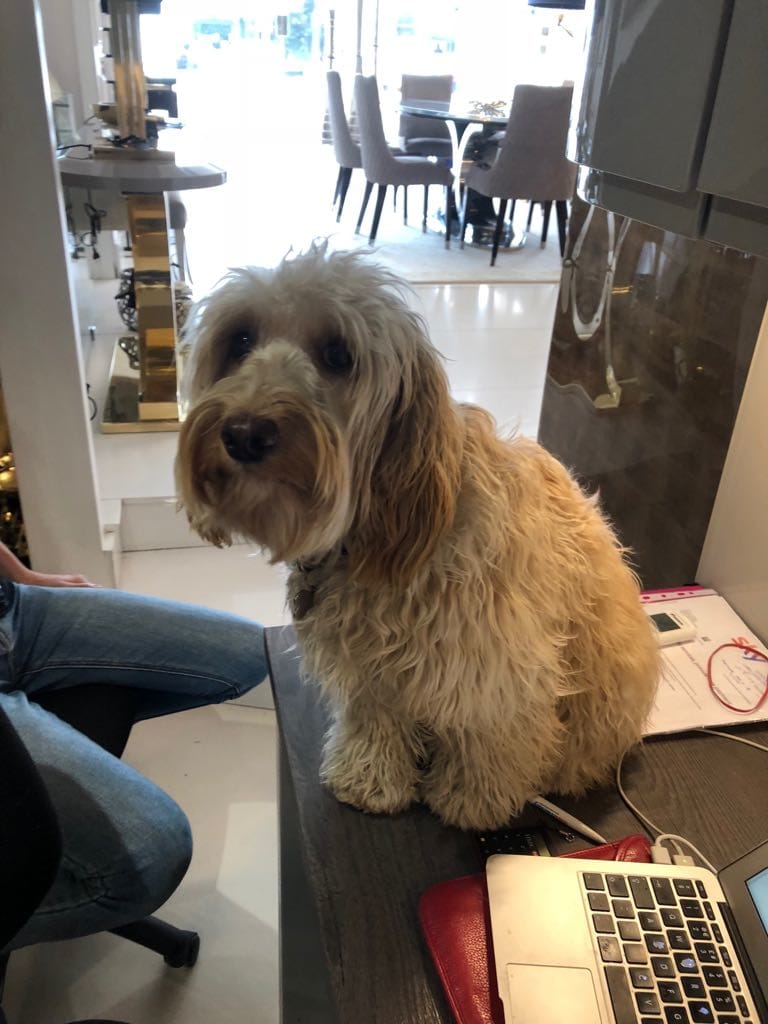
[504,964,602,1024]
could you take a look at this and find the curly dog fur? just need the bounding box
[176,243,659,830]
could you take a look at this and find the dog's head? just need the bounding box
[176,243,463,582]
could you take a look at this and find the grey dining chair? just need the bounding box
[354,75,454,245]
[326,71,364,222]
[326,71,406,224]
[460,84,577,265]
[399,74,454,159]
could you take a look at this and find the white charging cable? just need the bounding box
[616,727,768,871]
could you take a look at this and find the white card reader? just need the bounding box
[646,609,697,647]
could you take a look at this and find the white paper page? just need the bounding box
[641,592,768,737]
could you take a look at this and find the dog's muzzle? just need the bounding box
[221,414,279,464]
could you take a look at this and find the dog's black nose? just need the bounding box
[221,415,279,463]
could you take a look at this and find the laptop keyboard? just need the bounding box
[581,870,755,1024]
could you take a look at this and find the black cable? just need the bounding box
[83,200,107,260]
[86,384,97,422]
[84,201,107,229]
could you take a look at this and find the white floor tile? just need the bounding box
[436,328,551,392]
[412,281,559,330]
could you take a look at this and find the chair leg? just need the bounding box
[332,165,344,208]
[490,199,508,266]
[336,167,353,222]
[541,200,553,246]
[444,185,452,248]
[403,186,408,225]
[369,184,388,243]
[506,199,517,247]
[556,200,568,257]
[0,951,9,1012]
[110,916,200,968]
[422,186,429,232]
[459,188,471,249]
[355,181,373,234]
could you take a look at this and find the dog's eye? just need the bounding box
[227,329,256,363]
[322,338,353,373]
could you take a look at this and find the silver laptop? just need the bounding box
[486,839,768,1024]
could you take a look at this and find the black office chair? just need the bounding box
[0,685,200,1024]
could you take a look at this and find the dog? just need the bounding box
[176,243,659,831]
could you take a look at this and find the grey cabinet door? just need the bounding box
[572,0,731,192]
[698,0,768,209]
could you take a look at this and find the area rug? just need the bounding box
[327,218,564,285]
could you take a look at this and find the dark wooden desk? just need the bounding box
[266,624,768,1024]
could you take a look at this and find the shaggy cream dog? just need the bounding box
[176,243,659,831]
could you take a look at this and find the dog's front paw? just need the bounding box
[324,764,415,815]
[421,748,528,831]
[320,736,418,816]
[422,784,516,831]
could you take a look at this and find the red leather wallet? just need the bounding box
[418,835,651,1024]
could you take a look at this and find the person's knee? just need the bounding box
[106,793,193,921]
[146,798,194,910]
[7,791,193,950]
[135,792,193,912]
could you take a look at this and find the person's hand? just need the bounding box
[19,569,99,589]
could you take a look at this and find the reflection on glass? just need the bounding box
[539,195,768,588]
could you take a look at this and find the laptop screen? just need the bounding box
[746,866,768,933]
[720,840,768,1013]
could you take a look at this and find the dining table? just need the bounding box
[399,100,509,209]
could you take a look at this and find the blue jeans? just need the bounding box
[0,581,266,950]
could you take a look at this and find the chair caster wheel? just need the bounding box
[164,931,200,968]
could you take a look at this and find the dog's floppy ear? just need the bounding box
[350,343,463,587]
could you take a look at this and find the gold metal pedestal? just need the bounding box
[101,336,182,433]
[101,193,183,433]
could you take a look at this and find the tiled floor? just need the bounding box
[4,279,559,1024]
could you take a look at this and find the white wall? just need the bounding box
[39,0,103,132]
[0,1,113,585]
[698,302,768,643]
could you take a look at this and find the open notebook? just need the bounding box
[641,586,768,736]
